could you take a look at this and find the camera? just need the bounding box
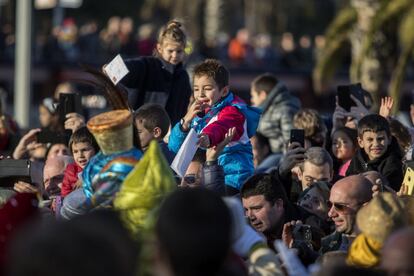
[0,159,43,187]
[292,224,313,249]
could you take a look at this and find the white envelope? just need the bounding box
[103,54,129,85]
[171,128,199,177]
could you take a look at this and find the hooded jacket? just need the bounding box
[346,137,404,191]
[257,82,301,153]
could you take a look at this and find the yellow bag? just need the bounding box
[114,141,176,236]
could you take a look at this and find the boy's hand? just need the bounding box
[198,133,210,149]
[181,100,205,131]
[379,97,394,118]
[206,127,236,161]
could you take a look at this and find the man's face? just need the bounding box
[136,119,154,150]
[327,184,361,234]
[298,161,332,191]
[242,195,284,234]
[43,162,65,195]
[180,161,202,188]
[358,130,391,161]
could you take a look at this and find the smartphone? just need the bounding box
[37,129,70,145]
[290,129,305,147]
[58,93,82,125]
[337,83,365,112]
[403,167,414,195]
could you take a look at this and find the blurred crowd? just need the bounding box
[0,16,325,70]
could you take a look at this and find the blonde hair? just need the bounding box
[157,20,186,46]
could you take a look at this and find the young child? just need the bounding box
[331,127,358,177]
[61,127,99,197]
[169,59,261,194]
[119,20,191,125]
[134,103,175,164]
[250,73,300,154]
[346,114,404,191]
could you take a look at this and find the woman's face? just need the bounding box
[299,187,328,219]
[39,105,53,128]
[331,131,356,161]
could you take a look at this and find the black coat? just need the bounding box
[121,56,192,125]
[346,137,404,191]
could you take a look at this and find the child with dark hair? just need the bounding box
[346,114,403,191]
[331,127,358,177]
[169,59,261,194]
[61,127,99,197]
[134,103,175,164]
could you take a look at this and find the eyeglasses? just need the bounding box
[326,201,353,213]
[183,174,197,184]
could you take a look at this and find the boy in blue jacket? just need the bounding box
[169,59,261,194]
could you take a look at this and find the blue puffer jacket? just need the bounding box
[169,92,261,190]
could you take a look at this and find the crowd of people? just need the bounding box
[0,19,414,276]
[0,16,321,70]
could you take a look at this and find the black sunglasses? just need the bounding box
[326,201,351,213]
[183,174,197,184]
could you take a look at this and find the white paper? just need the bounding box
[103,54,129,85]
[171,128,199,177]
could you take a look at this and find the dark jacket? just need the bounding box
[257,82,301,153]
[159,141,175,165]
[346,137,403,191]
[202,161,225,196]
[121,56,192,125]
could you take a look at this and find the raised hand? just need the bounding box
[12,128,42,159]
[379,97,394,118]
[64,112,85,133]
[279,142,306,176]
[206,127,236,162]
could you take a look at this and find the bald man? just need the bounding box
[381,227,414,276]
[320,175,373,253]
[43,155,73,197]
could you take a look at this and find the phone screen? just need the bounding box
[290,129,305,147]
[337,83,365,112]
[58,93,82,125]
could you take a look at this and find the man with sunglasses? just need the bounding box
[320,175,372,253]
